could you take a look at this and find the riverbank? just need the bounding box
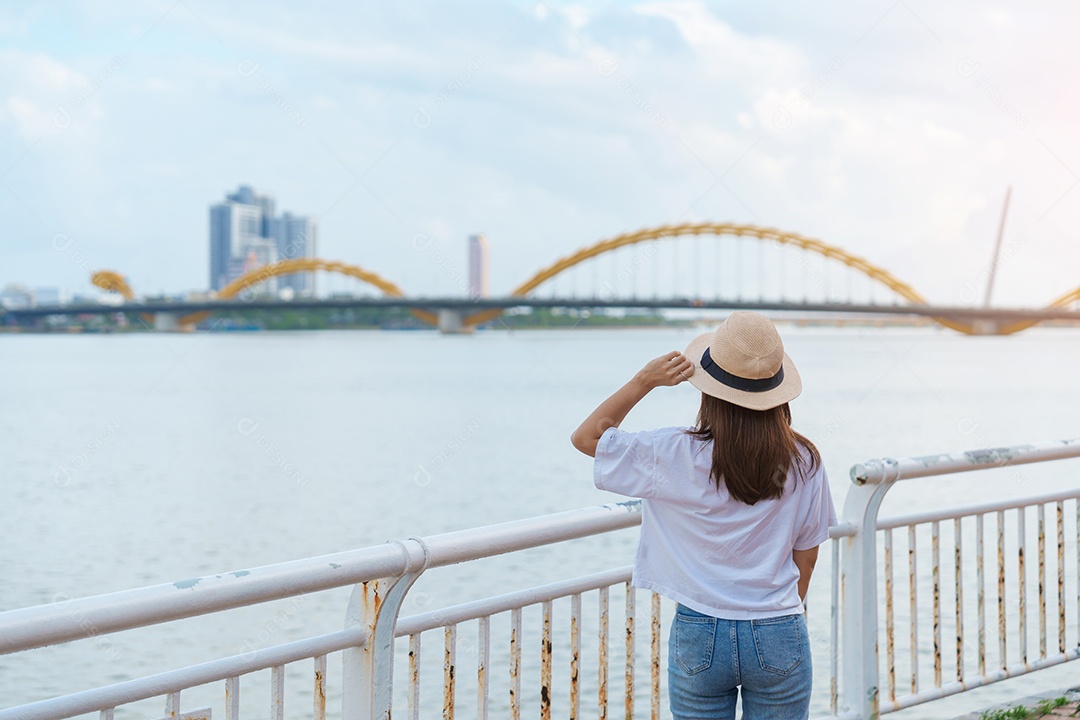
[953,687,1080,719]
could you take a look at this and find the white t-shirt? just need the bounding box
[594,425,837,620]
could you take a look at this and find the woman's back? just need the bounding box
[594,425,833,619]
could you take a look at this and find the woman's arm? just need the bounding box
[793,546,820,601]
[570,351,694,457]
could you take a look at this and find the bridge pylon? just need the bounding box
[437,309,473,334]
[970,319,1002,335]
[153,312,196,332]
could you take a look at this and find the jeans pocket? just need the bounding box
[750,614,804,676]
[672,613,716,675]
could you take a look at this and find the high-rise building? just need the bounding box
[209,198,268,291]
[209,185,318,294]
[226,185,275,226]
[468,233,489,299]
[268,212,318,295]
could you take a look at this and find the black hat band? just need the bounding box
[700,347,784,393]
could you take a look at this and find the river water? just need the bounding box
[2,325,1079,718]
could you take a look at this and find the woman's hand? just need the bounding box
[634,351,695,389]
[570,351,695,457]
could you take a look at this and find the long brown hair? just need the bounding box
[687,394,820,505]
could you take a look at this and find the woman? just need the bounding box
[571,311,836,720]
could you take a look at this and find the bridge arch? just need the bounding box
[995,284,1080,336]
[463,222,974,333]
[93,261,432,328]
[91,270,137,299]
[91,270,154,323]
[180,258,435,326]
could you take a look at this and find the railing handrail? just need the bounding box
[395,566,633,637]
[876,486,1080,530]
[850,438,1080,485]
[0,628,366,720]
[0,500,642,656]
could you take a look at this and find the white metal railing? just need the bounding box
[1,441,1078,720]
[832,438,1080,719]
[0,501,647,720]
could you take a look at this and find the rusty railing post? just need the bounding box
[841,460,898,719]
[342,538,431,720]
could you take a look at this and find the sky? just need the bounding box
[1,0,1078,306]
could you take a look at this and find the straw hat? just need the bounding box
[683,311,802,411]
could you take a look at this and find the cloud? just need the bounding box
[635,1,804,82]
[0,50,89,139]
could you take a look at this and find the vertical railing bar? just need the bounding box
[271,665,284,720]
[830,538,840,715]
[653,239,660,300]
[1037,503,1047,659]
[571,594,582,720]
[445,624,457,720]
[1018,507,1027,665]
[599,586,609,720]
[909,524,919,695]
[625,582,635,720]
[715,236,723,302]
[650,592,661,720]
[510,609,522,720]
[976,513,986,678]
[997,509,1007,671]
[932,520,942,688]
[541,600,553,720]
[1057,501,1066,654]
[166,692,181,718]
[884,528,896,702]
[314,655,327,720]
[409,636,421,720]
[225,677,240,720]
[100,710,114,720]
[478,616,490,720]
[955,517,964,683]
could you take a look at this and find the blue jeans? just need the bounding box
[668,604,812,720]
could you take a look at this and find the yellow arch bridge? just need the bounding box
[88,223,1080,336]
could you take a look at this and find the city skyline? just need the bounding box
[1,2,1079,306]
[209,184,318,295]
